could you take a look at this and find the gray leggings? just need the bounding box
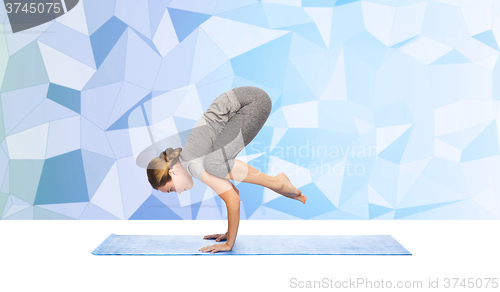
[203,86,272,179]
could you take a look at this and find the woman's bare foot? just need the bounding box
[275,173,307,204]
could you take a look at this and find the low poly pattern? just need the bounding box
[0,0,499,220]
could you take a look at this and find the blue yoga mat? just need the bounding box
[91,234,411,255]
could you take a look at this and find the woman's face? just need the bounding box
[158,163,193,194]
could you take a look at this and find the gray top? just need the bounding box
[178,89,241,181]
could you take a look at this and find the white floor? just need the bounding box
[1,220,499,292]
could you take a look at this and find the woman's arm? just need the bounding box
[219,188,240,248]
[201,170,240,249]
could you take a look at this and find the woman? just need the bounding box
[147,86,307,254]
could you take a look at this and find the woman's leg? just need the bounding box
[224,159,280,190]
[225,159,306,203]
[203,86,271,180]
[204,86,306,203]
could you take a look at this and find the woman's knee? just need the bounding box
[253,87,272,114]
[249,87,272,114]
[234,86,272,109]
[262,91,272,114]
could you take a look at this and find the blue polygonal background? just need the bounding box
[0,0,499,220]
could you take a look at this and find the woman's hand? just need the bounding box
[203,232,227,242]
[199,242,233,254]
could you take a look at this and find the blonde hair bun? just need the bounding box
[159,147,182,166]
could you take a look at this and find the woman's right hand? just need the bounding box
[203,232,227,242]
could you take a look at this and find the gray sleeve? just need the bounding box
[187,156,205,181]
[179,155,204,181]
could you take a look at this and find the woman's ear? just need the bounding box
[168,168,176,176]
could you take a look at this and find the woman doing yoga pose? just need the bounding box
[147,86,307,253]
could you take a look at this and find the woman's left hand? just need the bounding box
[199,242,233,254]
